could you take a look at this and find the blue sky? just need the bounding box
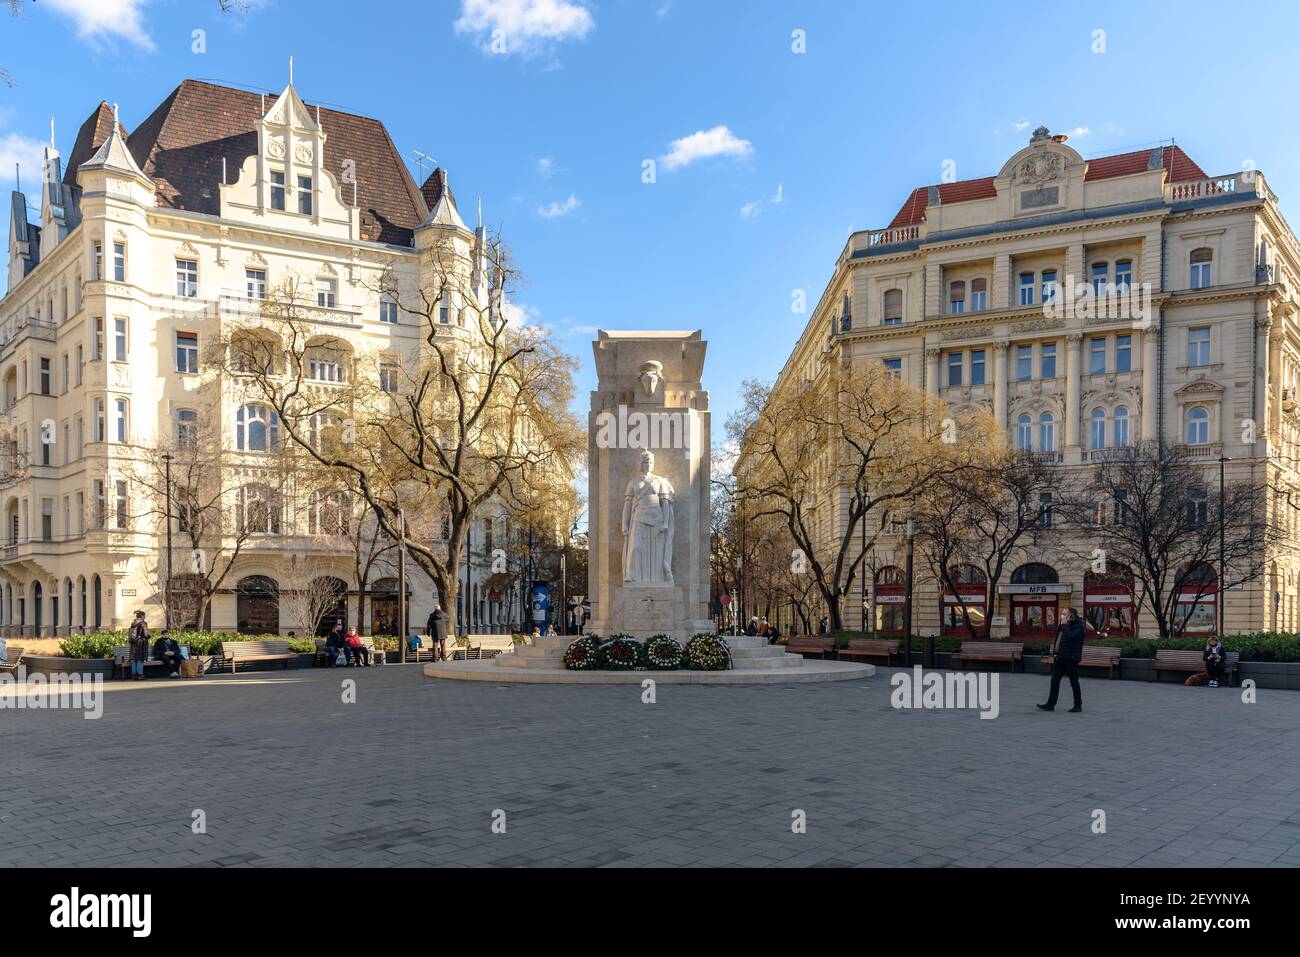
[3,0,1299,427]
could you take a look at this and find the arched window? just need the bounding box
[236,404,279,452]
[1039,412,1055,452]
[1016,414,1032,451]
[1011,563,1059,584]
[238,484,281,534]
[176,408,198,450]
[1190,247,1213,288]
[882,288,903,326]
[308,490,349,536]
[1113,406,1130,446]
[948,280,966,315]
[1186,406,1210,445]
[1089,407,1106,449]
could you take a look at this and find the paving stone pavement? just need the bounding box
[2,665,1299,867]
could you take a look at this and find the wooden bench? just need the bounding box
[784,637,835,659]
[952,641,1024,672]
[0,645,24,676]
[835,638,903,664]
[1154,648,1241,687]
[219,639,293,673]
[112,645,168,680]
[1041,644,1123,679]
[315,637,383,666]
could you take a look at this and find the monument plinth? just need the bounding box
[587,330,714,641]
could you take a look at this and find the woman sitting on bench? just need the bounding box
[344,629,370,667]
[1203,637,1227,688]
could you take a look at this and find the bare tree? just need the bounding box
[279,552,346,639]
[1081,441,1274,638]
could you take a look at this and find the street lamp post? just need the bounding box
[397,506,407,659]
[1218,454,1230,637]
[903,517,915,668]
[162,452,173,631]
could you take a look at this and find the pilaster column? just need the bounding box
[992,253,1011,310]
[1258,313,1275,454]
[993,341,1008,431]
[1067,243,1085,288]
[925,264,943,319]
[1065,333,1082,449]
[925,347,941,396]
[1141,330,1158,441]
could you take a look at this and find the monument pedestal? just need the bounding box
[589,584,714,641]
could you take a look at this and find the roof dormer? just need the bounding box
[993,126,1087,220]
[255,80,326,222]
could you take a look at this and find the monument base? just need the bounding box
[589,584,714,641]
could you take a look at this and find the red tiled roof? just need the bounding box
[63,102,128,187]
[886,144,1207,228]
[71,80,429,246]
[420,167,456,213]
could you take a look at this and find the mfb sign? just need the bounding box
[531,581,550,626]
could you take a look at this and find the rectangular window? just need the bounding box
[882,357,902,380]
[39,357,51,396]
[948,282,966,315]
[61,354,69,394]
[76,491,84,535]
[93,399,105,443]
[947,352,963,387]
[1115,259,1133,292]
[316,278,337,308]
[970,349,986,386]
[1038,492,1054,529]
[1041,343,1056,379]
[76,345,84,385]
[114,399,128,443]
[1116,334,1132,372]
[970,278,988,312]
[176,258,198,298]
[114,318,128,362]
[1018,272,1035,306]
[1091,262,1109,295]
[91,317,104,360]
[380,367,398,393]
[270,170,286,211]
[298,175,313,215]
[1188,327,1211,366]
[115,480,129,530]
[112,242,126,282]
[1016,345,1032,381]
[41,499,53,542]
[439,304,450,324]
[176,332,199,373]
[1090,337,1106,375]
[1041,269,1059,304]
[246,269,266,300]
[93,480,105,529]
[379,295,399,324]
[92,242,102,281]
[309,359,345,383]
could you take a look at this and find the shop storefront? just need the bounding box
[873,566,907,635]
[1083,569,1136,637]
[1001,563,1069,639]
[941,564,987,636]
[1174,563,1218,635]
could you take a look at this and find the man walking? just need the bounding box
[427,602,449,662]
[1038,606,1085,713]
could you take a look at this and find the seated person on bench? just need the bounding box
[152,629,183,678]
[344,629,370,666]
[1204,637,1228,687]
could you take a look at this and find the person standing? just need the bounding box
[128,611,150,681]
[1038,607,1085,713]
[152,628,183,678]
[428,602,449,662]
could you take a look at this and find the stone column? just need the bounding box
[1067,243,1085,287]
[992,253,1011,309]
[1065,333,1082,450]
[925,348,941,396]
[1268,311,1285,445]
[993,342,1008,430]
[1141,330,1158,441]
[925,264,943,319]
[1258,313,1275,455]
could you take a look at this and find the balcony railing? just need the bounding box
[1166,172,1263,204]
[0,316,57,349]
[860,223,925,250]
[1181,442,1224,460]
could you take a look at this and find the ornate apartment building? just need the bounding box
[745,126,1300,639]
[1,78,529,637]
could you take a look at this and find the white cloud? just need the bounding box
[660,125,753,172]
[42,0,156,50]
[502,300,543,328]
[770,183,783,205]
[1067,126,1091,138]
[536,156,555,177]
[455,0,594,56]
[739,183,784,220]
[537,193,580,218]
[739,200,761,219]
[1013,119,1031,131]
[0,132,48,197]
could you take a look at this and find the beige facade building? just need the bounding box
[1,78,530,637]
[744,127,1300,639]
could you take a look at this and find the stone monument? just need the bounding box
[587,330,714,640]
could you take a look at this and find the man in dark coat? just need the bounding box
[324,622,347,667]
[427,603,449,661]
[1038,607,1085,713]
[152,629,183,678]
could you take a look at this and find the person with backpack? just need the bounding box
[128,611,150,681]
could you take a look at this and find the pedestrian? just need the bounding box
[152,628,183,678]
[745,616,758,637]
[1204,636,1228,687]
[427,602,449,661]
[758,617,770,637]
[325,621,347,667]
[1038,606,1085,713]
[818,615,830,635]
[128,610,149,681]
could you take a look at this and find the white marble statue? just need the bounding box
[621,449,674,584]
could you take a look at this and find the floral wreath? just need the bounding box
[599,634,642,671]
[563,635,600,670]
[685,633,732,671]
[644,634,684,670]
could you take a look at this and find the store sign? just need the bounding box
[1084,593,1131,604]
[943,593,986,604]
[875,595,907,604]
[999,584,1070,595]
